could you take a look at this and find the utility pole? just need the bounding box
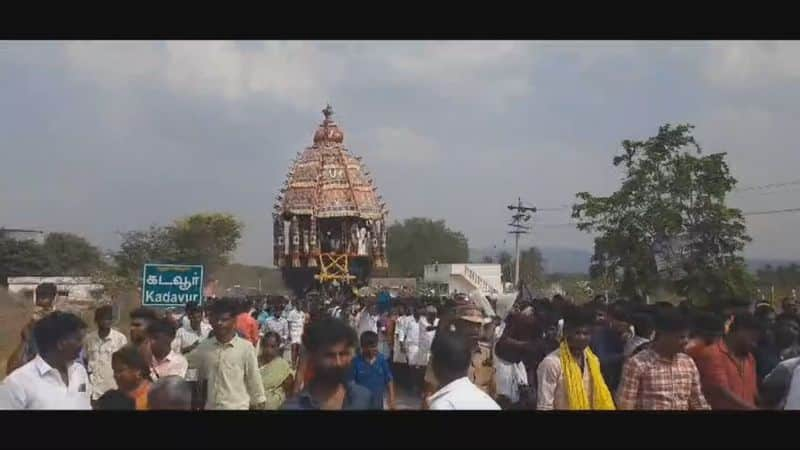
[507,197,536,289]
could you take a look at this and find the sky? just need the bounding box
[2,41,800,266]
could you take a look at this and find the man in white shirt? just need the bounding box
[762,356,800,409]
[393,306,409,364]
[348,302,362,331]
[83,305,127,402]
[357,304,379,338]
[417,306,439,367]
[537,307,611,410]
[148,318,189,379]
[427,330,500,410]
[286,302,307,368]
[392,305,409,389]
[0,312,91,410]
[403,309,422,392]
[781,358,800,410]
[173,304,212,355]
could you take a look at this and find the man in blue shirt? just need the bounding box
[589,302,626,391]
[351,331,396,410]
[377,289,391,315]
[257,305,272,331]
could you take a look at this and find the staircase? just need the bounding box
[461,265,499,295]
[422,263,504,298]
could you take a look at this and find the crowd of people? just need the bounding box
[5,281,800,411]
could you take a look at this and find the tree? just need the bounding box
[496,247,544,287]
[572,124,752,307]
[170,213,243,272]
[518,246,545,287]
[114,225,178,280]
[497,251,513,283]
[0,233,104,284]
[114,213,244,280]
[386,218,469,277]
[0,237,48,285]
[41,232,104,275]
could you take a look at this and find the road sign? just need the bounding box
[142,264,204,307]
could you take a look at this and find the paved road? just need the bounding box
[395,387,421,410]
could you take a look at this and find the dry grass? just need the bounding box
[0,264,287,380]
[0,287,33,378]
[0,287,141,379]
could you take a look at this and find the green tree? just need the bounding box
[42,232,104,275]
[170,213,243,272]
[114,225,178,279]
[497,247,544,287]
[0,237,48,285]
[387,218,469,277]
[1,233,104,284]
[114,213,244,280]
[518,246,545,287]
[572,124,752,307]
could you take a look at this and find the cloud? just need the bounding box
[62,41,345,110]
[354,127,441,166]
[60,41,538,112]
[364,41,536,106]
[698,105,800,186]
[6,41,800,265]
[63,41,163,85]
[703,41,800,88]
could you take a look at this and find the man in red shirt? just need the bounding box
[235,298,260,347]
[686,312,725,363]
[695,313,760,410]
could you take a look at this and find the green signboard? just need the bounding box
[142,263,204,307]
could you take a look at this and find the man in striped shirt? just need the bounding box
[617,309,709,410]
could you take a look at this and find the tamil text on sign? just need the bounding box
[142,264,204,307]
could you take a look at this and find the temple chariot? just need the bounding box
[273,105,389,295]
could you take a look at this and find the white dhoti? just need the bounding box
[290,331,302,345]
[494,357,528,403]
[393,339,406,364]
[414,344,431,367]
[405,344,420,367]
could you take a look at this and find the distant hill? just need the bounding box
[472,247,800,276]
[746,258,800,272]
[470,247,592,274]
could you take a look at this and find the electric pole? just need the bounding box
[507,197,536,289]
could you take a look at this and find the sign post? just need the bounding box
[142,263,204,308]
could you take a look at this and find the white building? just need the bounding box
[7,276,104,307]
[423,263,503,297]
[0,228,44,244]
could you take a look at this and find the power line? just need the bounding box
[534,222,579,228]
[533,206,800,228]
[507,197,536,287]
[743,207,800,216]
[526,178,800,226]
[535,206,571,212]
[734,178,800,193]
[529,179,800,212]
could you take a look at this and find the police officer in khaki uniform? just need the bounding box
[421,302,496,409]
